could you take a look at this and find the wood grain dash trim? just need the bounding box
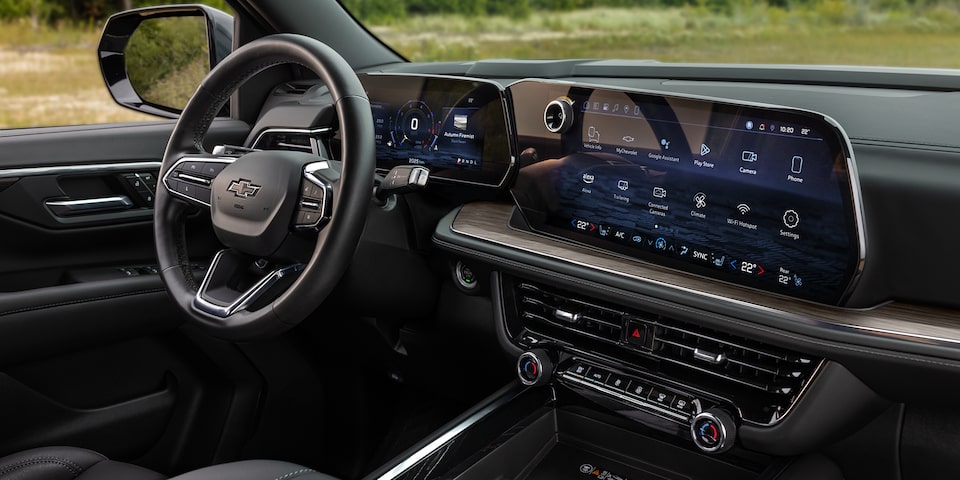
[450,202,960,346]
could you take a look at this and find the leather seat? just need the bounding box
[0,447,338,480]
[0,447,164,480]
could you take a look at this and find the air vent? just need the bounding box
[517,282,623,343]
[652,319,817,397]
[274,82,315,96]
[510,279,823,425]
[252,131,316,154]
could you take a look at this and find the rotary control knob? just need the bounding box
[691,409,737,454]
[543,97,574,134]
[517,349,553,386]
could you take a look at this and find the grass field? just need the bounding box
[2,5,959,128]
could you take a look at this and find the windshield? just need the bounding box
[344,0,960,68]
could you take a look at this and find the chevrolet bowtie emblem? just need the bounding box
[226,179,261,198]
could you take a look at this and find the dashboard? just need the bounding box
[309,74,866,306]
[247,67,960,464]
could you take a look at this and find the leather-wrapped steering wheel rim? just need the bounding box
[154,34,374,341]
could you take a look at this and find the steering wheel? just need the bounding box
[154,34,374,340]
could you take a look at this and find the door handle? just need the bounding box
[45,196,134,216]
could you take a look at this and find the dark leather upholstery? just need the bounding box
[168,460,338,480]
[0,447,340,480]
[0,447,164,480]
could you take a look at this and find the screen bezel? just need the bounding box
[507,79,866,306]
[360,73,515,188]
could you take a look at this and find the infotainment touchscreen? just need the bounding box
[360,74,513,187]
[508,80,864,305]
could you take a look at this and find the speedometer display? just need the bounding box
[360,74,514,187]
[390,101,439,150]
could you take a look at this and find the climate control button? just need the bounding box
[517,350,553,387]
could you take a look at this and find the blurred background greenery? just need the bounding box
[1,0,959,128]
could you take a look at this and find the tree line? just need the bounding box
[0,0,947,24]
[344,0,952,22]
[0,0,228,23]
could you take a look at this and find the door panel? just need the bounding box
[0,119,254,475]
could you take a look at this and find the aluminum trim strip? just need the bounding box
[0,161,161,179]
[374,386,522,480]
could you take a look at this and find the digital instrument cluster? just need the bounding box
[508,80,865,305]
[360,74,514,187]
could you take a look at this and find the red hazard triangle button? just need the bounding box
[626,323,645,346]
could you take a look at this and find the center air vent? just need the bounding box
[652,320,814,398]
[274,82,315,96]
[510,279,823,425]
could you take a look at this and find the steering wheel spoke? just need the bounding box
[162,153,235,208]
[193,249,304,318]
[292,161,337,232]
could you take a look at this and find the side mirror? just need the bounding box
[98,4,233,118]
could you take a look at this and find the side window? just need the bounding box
[0,0,231,129]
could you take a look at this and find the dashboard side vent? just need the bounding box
[510,279,822,425]
[252,131,316,154]
[275,82,314,96]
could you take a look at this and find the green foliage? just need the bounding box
[126,15,208,109]
[0,0,229,24]
[340,0,406,23]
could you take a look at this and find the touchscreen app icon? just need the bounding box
[783,209,800,228]
[653,186,667,198]
[693,192,707,209]
[588,126,600,143]
[791,156,804,174]
[617,180,629,191]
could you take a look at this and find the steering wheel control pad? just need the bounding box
[211,150,317,257]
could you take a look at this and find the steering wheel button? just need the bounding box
[306,183,325,199]
[164,179,182,193]
[179,161,205,173]
[202,162,226,176]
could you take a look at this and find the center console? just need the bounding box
[361,269,872,480]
